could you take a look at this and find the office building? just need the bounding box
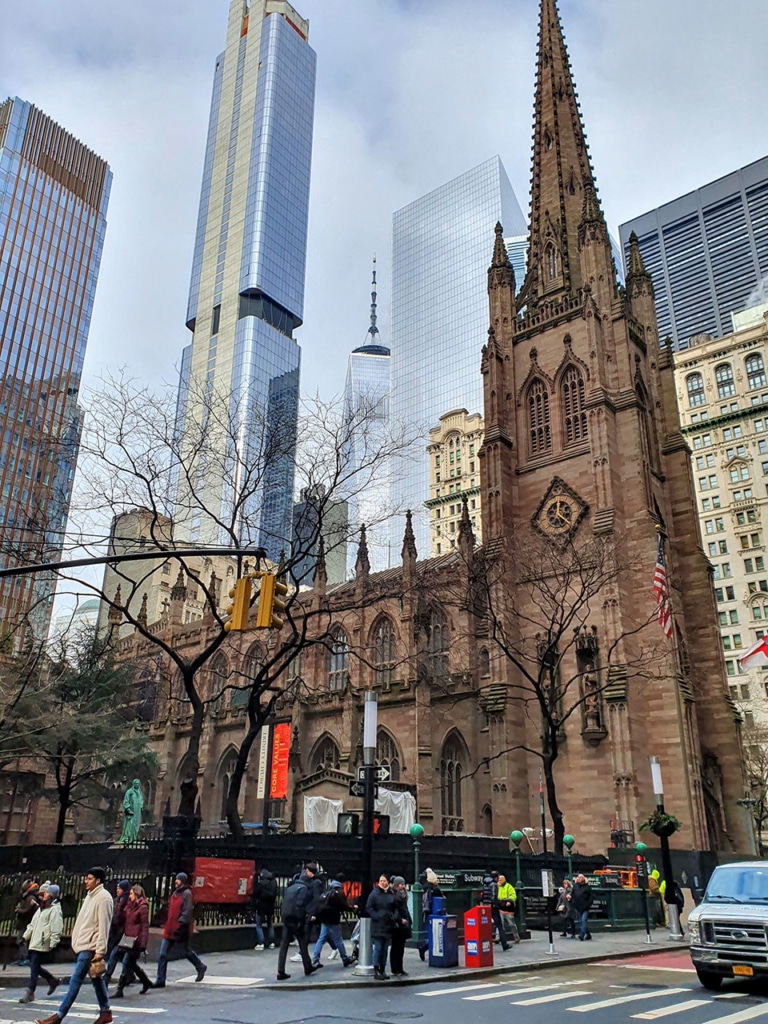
[425,408,483,557]
[620,155,768,351]
[291,485,348,587]
[175,0,316,560]
[0,97,111,641]
[342,261,391,574]
[390,157,526,555]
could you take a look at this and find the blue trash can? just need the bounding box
[428,914,459,968]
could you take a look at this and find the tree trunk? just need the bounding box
[177,670,204,815]
[543,748,565,853]
[55,758,73,844]
[226,695,275,838]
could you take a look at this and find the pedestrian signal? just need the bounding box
[224,577,252,631]
[254,573,288,629]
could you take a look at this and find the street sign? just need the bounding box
[356,764,391,783]
[348,780,378,799]
[541,868,555,898]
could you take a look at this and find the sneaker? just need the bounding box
[289,953,303,963]
[327,949,340,960]
[276,972,290,980]
[254,944,264,951]
[18,991,34,1003]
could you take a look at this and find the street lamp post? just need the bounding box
[649,756,684,940]
[635,841,653,944]
[563,834,575,879]
[510,830,529,939]
[409,823,425,949]
[352,692,378,977]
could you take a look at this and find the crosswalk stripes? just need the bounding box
[511,990,594,1006]
[0,996,166,1014]
[176,974,265,986]
[467,980,593,1001]
[632,1000,712,1020]
[417,976,542,998]
[698,1007,768,1024]
[567,987,689,1012]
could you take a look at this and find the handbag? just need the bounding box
[118,935,136,950]
[88,958,107,979]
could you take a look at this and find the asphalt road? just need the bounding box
[2,951,768,1024]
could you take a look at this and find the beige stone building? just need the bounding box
[673,305,768,729]
[425,409,484,557]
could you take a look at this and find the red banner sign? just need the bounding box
[269,722,290,799]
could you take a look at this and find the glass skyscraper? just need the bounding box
[0,97,111,641]
[619,154,768,351]
[389,156,526,556]
[176,0,316,560]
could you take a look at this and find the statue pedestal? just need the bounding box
[162,814,199,840]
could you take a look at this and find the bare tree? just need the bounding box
[742,724,768,854]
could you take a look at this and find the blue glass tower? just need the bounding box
[0,97,111,640]
[389,156,526,555]
[177,0,316,560]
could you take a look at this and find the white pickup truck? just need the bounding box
[688,861,768,990]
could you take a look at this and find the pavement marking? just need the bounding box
[1,996,166,1014]
[175,974,264,986]
[511,990,593,1006]
[568,988,690,1012]
[698,1007,768,1024]
[599,963,697,974]
[467,980,591,1001]
[632,999,712,1019]
[418,982,510,997]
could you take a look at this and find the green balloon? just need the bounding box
[410,822,425,838]
[635,841,647,854]
[510,830,524,845]
[563,834,575,849]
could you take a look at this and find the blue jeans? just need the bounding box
[27,950,57,994]
[577,909,590,939]
[312,922,347,964]
[58,950,109,1018]
[372,937,389,971]
[156,937,205,984]
[105,940,123,980]
[254,911,274,947]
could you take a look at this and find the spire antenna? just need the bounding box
[367,255,379,340]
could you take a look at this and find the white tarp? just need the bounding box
[303,795,344,833]
[375,787,416,833]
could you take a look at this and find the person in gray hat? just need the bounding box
[20,885,63,1004]
[389,878,412,977]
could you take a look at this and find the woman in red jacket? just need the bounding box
[113,886,153,997]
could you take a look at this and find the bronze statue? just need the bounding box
[118,779,144,844]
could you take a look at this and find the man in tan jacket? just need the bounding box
[35,867,113,1024]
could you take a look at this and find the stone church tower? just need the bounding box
[479,0,751,851]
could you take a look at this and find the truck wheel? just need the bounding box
[696,969,723,991]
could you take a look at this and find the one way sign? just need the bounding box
[357,764,391,783]
[348,780,378,799]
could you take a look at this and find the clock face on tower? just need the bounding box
[533,478,587,540]
[542,495,574,534]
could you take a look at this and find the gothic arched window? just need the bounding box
[428,605,449,680]
[440,731,466,833]
[209,653,229,713]
[561,365,587,445]
[528,378,552,457]
[746,353,767,391]
[312,735,340,773]
[715,363,735,399]
[686,372,705,407]
[479,648,490,678]
[218,750,237,822]
[545,242,558,280]
[328,628,349,692]
[372,617,395,687]
[376,729,401,782]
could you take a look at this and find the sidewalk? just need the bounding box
[0,930,688,992]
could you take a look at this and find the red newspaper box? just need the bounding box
[463,904,494,967]
[192,857,255,903]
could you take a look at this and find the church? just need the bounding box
[119,0,750,854]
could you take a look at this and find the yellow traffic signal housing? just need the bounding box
[224,576,252,631]
[254,573,288,629]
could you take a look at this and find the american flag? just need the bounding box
[653,535,673,638]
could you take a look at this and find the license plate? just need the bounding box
[733,965,754,977]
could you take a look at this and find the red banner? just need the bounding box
[269,722,290,799]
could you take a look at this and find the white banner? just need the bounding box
[256,725,270,800]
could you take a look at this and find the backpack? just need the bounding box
[281,880,311,922]
[315,888,342,923]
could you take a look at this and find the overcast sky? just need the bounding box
[3,0,768,409]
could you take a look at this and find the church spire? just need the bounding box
[518,0,607,309]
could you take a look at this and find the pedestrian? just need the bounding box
[572,874,594,941]
[290,861,324,963]
[669,879,685,920]
[19,884,63,1005]
[154,873,207,988]
[389,877,412,977]
[557,879,576,937]
[311,876,355,968]
[496,874,520,943]
[366,874,396,980]
[14,879,40,966]
[104,881,131,983]
[418,868,442,961]
[33,866,113,1024]
[277,864,320,980]
[253,868,278,950]
[648,869,665,925]
[111,885,153,998]
[481,874,510,952]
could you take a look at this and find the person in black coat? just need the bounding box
[366,875,396,980]
[418,869,443,960]
[389,877,412,977]
[571,874,594,941]
[252,869,278,949]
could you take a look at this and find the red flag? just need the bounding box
[739,635,768,670]
[653,535,672,638]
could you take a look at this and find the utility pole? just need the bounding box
[353,691,377,977]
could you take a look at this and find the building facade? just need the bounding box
[619,155,768,352]
[175,0,316,560]
[389,157,526,556]
[673,306,768,728]
[425,408,483,557]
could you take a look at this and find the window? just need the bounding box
[709,542,717,557]
[734,634,743,648]
[313,735,340,773]
[702,499,711,511]
[712,495,722,508]
[479,648,490,677]
[726,661,736,676]
[723,636,732,650]
[719,540,728,554]
[715,588,724,602]
[218,752,237,821]
[741,684,751,700]
[211,303,221,336]
[428,606,449,679]
[718,611,728,626]
[440,732,466,833]
[716,363,735,398]
[747,354,767,390]
[372,618,395,687]
[687,373,705,407]
[545,242,558,280]
[746,559,754,573]
[715,517,725,532]
[705,520,714,534]
[528,379,552,457]
[328,629,349,692]
[376,730,400,782]
[726,586,735,599]
[730,610,739,624]
[753,533,761,546]
[730,465,750,482]
[562,366,588,445]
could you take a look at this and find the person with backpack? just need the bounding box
[154,873,207,988]
[276,865,320,980]
[252,868,278,950]
[19,885,63,1005]
[311,876,355,968]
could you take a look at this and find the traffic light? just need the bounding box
[254,573,288,629]
[224,576,252,631]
